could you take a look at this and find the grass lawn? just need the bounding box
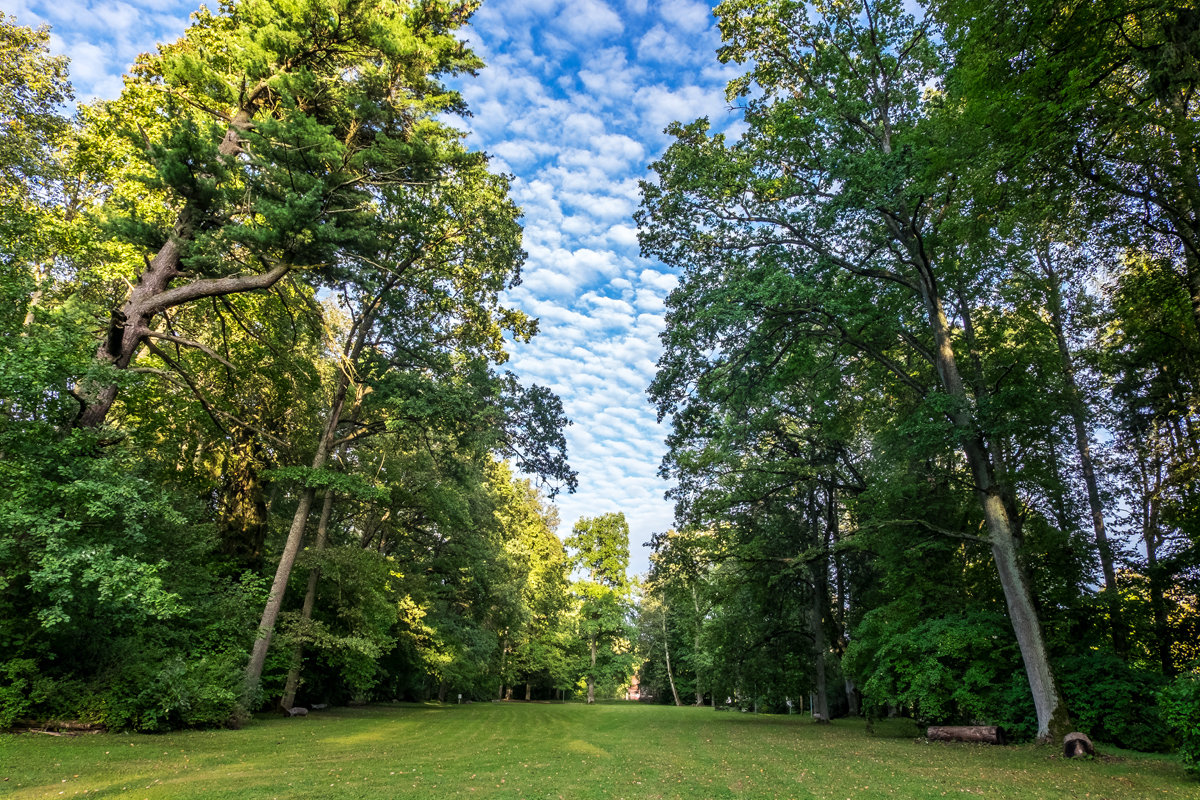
[1,702,1189,799]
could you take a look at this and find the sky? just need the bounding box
[1,0,746,576]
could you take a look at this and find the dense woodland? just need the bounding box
[1,0,1198,775]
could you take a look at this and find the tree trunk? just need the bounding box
[498,635,508,700]
[918,269,1069,743]
[844,678,860,717]
[525,681,531,701]
[242,371,351,705]
[280,489,335,710]
[1144,498,1174,675]
[74,106,285,430]
[811,562,830,722]
[587,634,597,704]
[662,611,682,706]
[1042,254,1126,654]
[691,586,704,706]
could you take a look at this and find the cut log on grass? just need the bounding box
[1063,732,1094,758]
[283,707,309,717]
[926,725,1006,745]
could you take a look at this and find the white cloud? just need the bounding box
[658,0,714,34]
[554,0,623,40]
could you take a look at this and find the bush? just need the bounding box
[1159,665,1200,776]
[0,658,52,729]
[1055,652,1167,751]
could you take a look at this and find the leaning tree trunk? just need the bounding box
[914,263,1070,743]
[73,99,293,429]
[241,371,351,705]
[280,489,335,710]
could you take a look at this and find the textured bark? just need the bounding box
[74,100,283,429]
[280,489,335,710]
[1063,731,1095,758]
[927,726,1006,745]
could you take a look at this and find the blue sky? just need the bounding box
[2,0,746,575]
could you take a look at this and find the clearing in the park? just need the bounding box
[1,702,1188,800]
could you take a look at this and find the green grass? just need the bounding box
[0,702,1189,799]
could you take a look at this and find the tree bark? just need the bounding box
[280,489,335,710]
[927,725,1006,745]
[74,100,284,429]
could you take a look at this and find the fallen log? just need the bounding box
[926,725,1006,745]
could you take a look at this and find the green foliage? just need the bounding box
[846,609,1028,729]
[0,658,51,729]
[1159,665,1200,776]
[1056,653,1168,752]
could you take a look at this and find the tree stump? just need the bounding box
[1063,732,1094,758]
[926,725,1006,745]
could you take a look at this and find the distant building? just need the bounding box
[625,673,641,701]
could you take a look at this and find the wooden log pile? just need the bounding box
[926,725,1006,745]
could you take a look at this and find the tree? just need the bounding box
[72,0,487,429]
[0,14,70,328]
[566,512,634,703]
[640,0,1070,740]
[938,0,1200,331]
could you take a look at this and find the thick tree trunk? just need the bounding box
[844,678,860,717]
[280,489,335,710]
[662,612,682,706]
[1042,257,1127,654]
[919,274,1069,743]
[74,103,283,430]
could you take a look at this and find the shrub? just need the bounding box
[1055,652,1167,751]
[0,659,52,729]
[1159,665,1200,776]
